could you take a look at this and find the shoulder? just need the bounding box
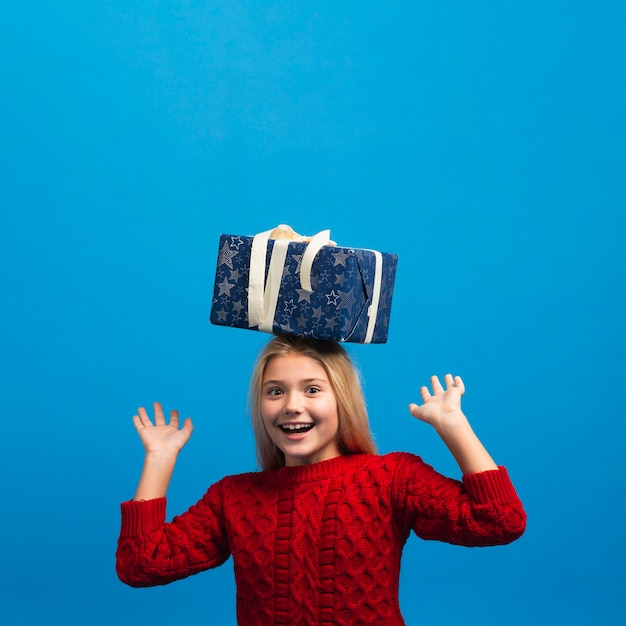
[340,452,434,487]
[368,452,457,497]
[194,469,264,505]
[365,451,430,473]
[212,469,267,491]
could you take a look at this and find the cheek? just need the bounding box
[320,400,340,429]
[327,398,340,419]
[260,411,276,439]
[260,401,275,423]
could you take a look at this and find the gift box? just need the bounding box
[209,227,398,343]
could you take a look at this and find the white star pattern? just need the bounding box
[335,271,348,287]
[217,277,235,296]
[338,289,357,311]
[229,236,244,250]
[311,306,324,320]
[218,241,238,269]
[325,316,339,330]
[292,253,304,274]
[326,290,340,305]
[332,249,351,267]
[296,288,312,303]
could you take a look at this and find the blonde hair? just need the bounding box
[249,335,377,470]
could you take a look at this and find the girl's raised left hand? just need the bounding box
[409,374,499,474]
[409,374,466,432]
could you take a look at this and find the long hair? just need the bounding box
[249,335,377,470]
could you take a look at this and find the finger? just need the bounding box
[430,375,443,394]
[419,385,431,402]
[169,409,180,427]
[153,402,165,426]
[182,417,194,435]
[136,406,152,427]
[444,373,455,389]
[454,375,465,394]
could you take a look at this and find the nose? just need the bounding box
[284,391,304,415]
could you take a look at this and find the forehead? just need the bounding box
[263,353,329,382]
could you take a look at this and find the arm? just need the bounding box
[401,375,526,545]
[391,452,526,546]
[408,374,498,475]
[118,404,230,586]
[131,402,194,500]
[117,482,231,586]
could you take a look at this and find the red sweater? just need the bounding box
[117,453,526,625]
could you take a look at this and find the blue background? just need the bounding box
[1,2,624,624]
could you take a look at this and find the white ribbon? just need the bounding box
[247,228,271,329]
[248,229,291,332]
[247,227,383,342]
[299,229,331,292]
[248,228,332,332]
[364,250,383,344]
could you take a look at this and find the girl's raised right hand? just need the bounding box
[133,402,194,456]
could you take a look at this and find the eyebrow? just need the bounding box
[262,378,328,386]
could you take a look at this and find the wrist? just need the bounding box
[143,449,179,469]
[435,416,499,474]
[433,411,471,440]
[134,452,178,501]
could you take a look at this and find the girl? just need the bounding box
[117,335,526,625]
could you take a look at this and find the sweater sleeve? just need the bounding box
[116,480,231,587]
[390,453,527,547]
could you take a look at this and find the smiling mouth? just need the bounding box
[279,424,315,434]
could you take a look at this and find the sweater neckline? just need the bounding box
[271,453,370,485]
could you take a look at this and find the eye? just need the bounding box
[266,387,283,397]
[306,386,321,394]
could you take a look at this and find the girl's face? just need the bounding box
[261,353,341,467]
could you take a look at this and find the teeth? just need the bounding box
[280,424,314,433]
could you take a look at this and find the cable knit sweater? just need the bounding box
[117,452,526,625]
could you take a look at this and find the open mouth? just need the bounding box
[278,423,315,434]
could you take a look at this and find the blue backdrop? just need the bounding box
[1,2,624,624]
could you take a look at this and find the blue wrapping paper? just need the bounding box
[210,232,397,343]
